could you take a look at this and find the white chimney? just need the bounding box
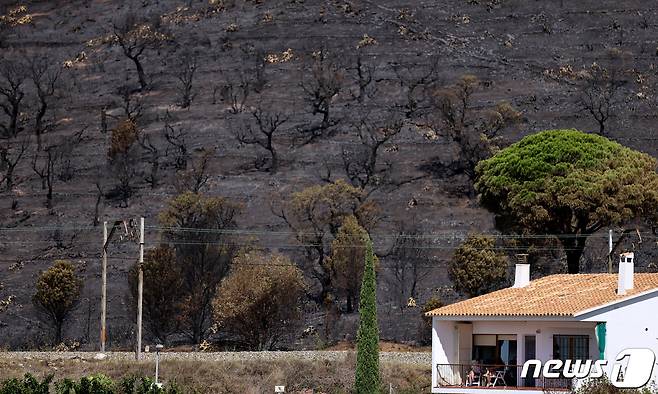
[513,264,530,288]
[617,252,635,295]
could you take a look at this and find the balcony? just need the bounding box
[435,364,572,393]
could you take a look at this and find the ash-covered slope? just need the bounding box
[1,0,657,349]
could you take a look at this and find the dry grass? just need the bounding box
[0,354,430,393]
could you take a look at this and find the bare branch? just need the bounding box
[176,51,198,109]
[0,58,27,139]
[32,144,58,208]
[112,13,170,90]
[175,148,213,193]
[296,50,343,144]
[420,75,521,194]
[235,107,289,173]
[384,220,434,306]
[115,85,143,122]
[162,111,189,170]
[138,131,161,188]
[0,135,29,190]
[341,115,403,190]
[349,55,376,103]
[222,72,253,114]
[576,63,624,136]
[391,57,441,120]
[26,54,62,150]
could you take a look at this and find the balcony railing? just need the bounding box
[436,364,572,391]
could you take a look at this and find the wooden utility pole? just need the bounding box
[136,217,144,360]
[100,221,108,352]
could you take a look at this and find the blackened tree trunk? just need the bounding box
[346,290,355,314]
[55,319,63,344]
[560,235,588,274]
[132,57,147,90]
[268,142,278,173]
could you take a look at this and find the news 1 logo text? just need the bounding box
[521,348,657,388]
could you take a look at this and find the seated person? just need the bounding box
[483,367,495,386]
[466,362,481,386]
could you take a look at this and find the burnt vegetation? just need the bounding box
[1,0,658,350]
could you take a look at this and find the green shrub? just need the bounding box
[0,373,52,394]
[573,377,655,394]
[33,260,83,344]
[120,376,183,394]
[119,376,138,394]
[55,374,114,394]
[0,374,183,394]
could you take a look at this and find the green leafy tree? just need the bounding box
[276,179,378,303]
[212,252,307,350]
[448,235,508,298]
[33,260,82,344]
[355,235,380,393]
[159,192,241,343]
[476,129,658,273]
[128,246,183,344]
[325,215,377,313]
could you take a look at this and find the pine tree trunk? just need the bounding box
[561,235,587,274]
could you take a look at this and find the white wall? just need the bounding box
[581,293,658,384]
[432,318,458,389]
[431,294,658,391]
[431,318,597,392]
[458,323,473,365]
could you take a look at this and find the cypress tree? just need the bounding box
[355,235,380,393]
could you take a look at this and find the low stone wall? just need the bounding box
[0,350,431,365]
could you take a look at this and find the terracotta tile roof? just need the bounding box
[426,273,658,317]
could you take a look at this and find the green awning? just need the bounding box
[596,322,606,360]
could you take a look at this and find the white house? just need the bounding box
[426,252,658,394]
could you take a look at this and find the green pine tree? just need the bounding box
[355,235,380,393]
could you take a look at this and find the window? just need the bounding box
[473,334,497,364]
[553,335,589,361]
[472,334,517,365]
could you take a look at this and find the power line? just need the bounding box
[0,239,627,252]
[0,261,446,270]
[0,224,650,240]
[148,226,627,239]
[0,227,639,240]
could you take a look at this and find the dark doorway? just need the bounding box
[472,334,518,386]
[524,335,537,387]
